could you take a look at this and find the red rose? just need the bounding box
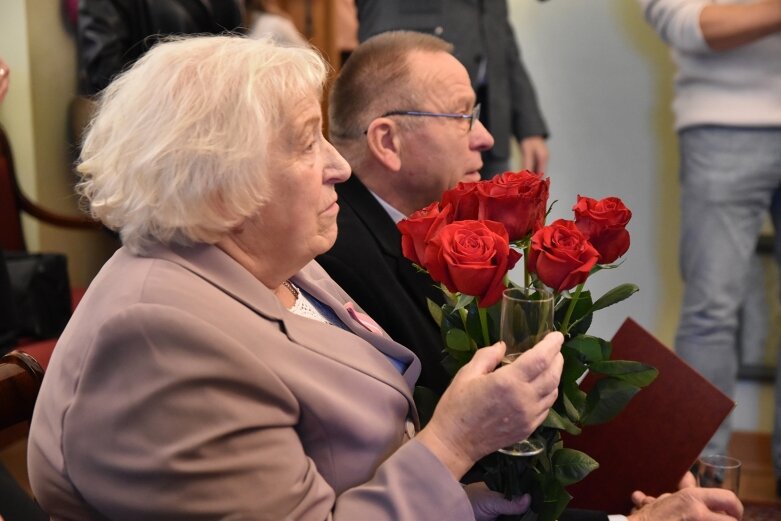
[441,181,480,221]
[527,219,599,292]
[422,220,522,307]
[573,196,632,264]
[398,202,453,265]
[474,170,550,240]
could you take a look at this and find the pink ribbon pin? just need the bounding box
[344,302,384,335]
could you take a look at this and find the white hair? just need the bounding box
[77,35,328,254]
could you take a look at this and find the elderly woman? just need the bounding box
[27,36,563,520]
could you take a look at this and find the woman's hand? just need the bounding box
[464,482,530,521]
[416,331,564,478]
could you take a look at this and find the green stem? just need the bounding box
[478,305,490,346]
[524,244,531,288]
[560,283,585,334]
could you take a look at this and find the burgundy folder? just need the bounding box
[563,318,735,513]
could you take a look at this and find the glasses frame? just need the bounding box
[364,103,482,134]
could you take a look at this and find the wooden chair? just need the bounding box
[0,352,44,432]
[0,351,50,521]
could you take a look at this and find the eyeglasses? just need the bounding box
[365,103,482,134]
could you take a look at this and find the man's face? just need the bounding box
[395,51,494,213]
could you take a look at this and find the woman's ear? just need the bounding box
[365,118,402,172]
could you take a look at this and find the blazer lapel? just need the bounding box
[147,244,420,421]
[339,176,445,308]
[292,262,421,406]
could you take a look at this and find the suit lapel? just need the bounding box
[339,176,445,309]
[145,244,420,422]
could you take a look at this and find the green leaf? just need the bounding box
[560,347,588,386]
[532,471,572,521]
[591,283,639,312]
[464,301,487,346]
[543,407,581,435]
[582,378,641,425]
[562,381,586,422]
[555,291,593,337]
[445,328,472,352]
[563,335,610,364]
[589,360,659,388]
[427,298,443,328]
[444,328,475,364]
[552,448,599,486]
[453,293,475,312]
[441,354,464,376]
[440,304,461,331]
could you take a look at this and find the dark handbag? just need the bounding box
[4,251,72,340]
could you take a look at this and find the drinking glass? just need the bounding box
[498,287,555,457]
[695,455,741,494]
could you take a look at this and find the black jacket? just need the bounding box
[317,175,452,394]
[77,0,244,94]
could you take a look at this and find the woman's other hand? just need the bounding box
[464,482,530,521]
[416,331,564,478]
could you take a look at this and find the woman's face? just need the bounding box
[239,94,350,271]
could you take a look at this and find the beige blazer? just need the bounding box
[28,244,472,520]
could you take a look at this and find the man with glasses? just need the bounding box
[320,30,493,395]
[318,31,742,521]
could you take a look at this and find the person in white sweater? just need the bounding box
[638,0,781,494]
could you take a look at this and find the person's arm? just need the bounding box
[699,0,781,51]
[0,58,8,104]
[639,0,781,52]
[502,19,550,172]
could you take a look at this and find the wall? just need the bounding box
[0,0,117,288]
[508,0,773,432]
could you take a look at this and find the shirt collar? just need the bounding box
[369,190,407,223]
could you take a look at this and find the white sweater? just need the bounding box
[639,0,781,130]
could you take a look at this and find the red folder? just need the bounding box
[563,318,735,513]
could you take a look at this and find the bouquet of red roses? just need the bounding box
[398,170,657,521]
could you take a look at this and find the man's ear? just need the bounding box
[365,118,402,172]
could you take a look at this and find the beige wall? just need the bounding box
[0,0,117,288]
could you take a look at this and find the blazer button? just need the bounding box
[434,26,444,36]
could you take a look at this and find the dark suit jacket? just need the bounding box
[355,0,548,161]
[317,175,452,394]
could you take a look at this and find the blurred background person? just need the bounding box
[245,0,307,46]
[354,0,549,178]
[0,58,8,104]
[637,0,781,495]
[77,0,244,95]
